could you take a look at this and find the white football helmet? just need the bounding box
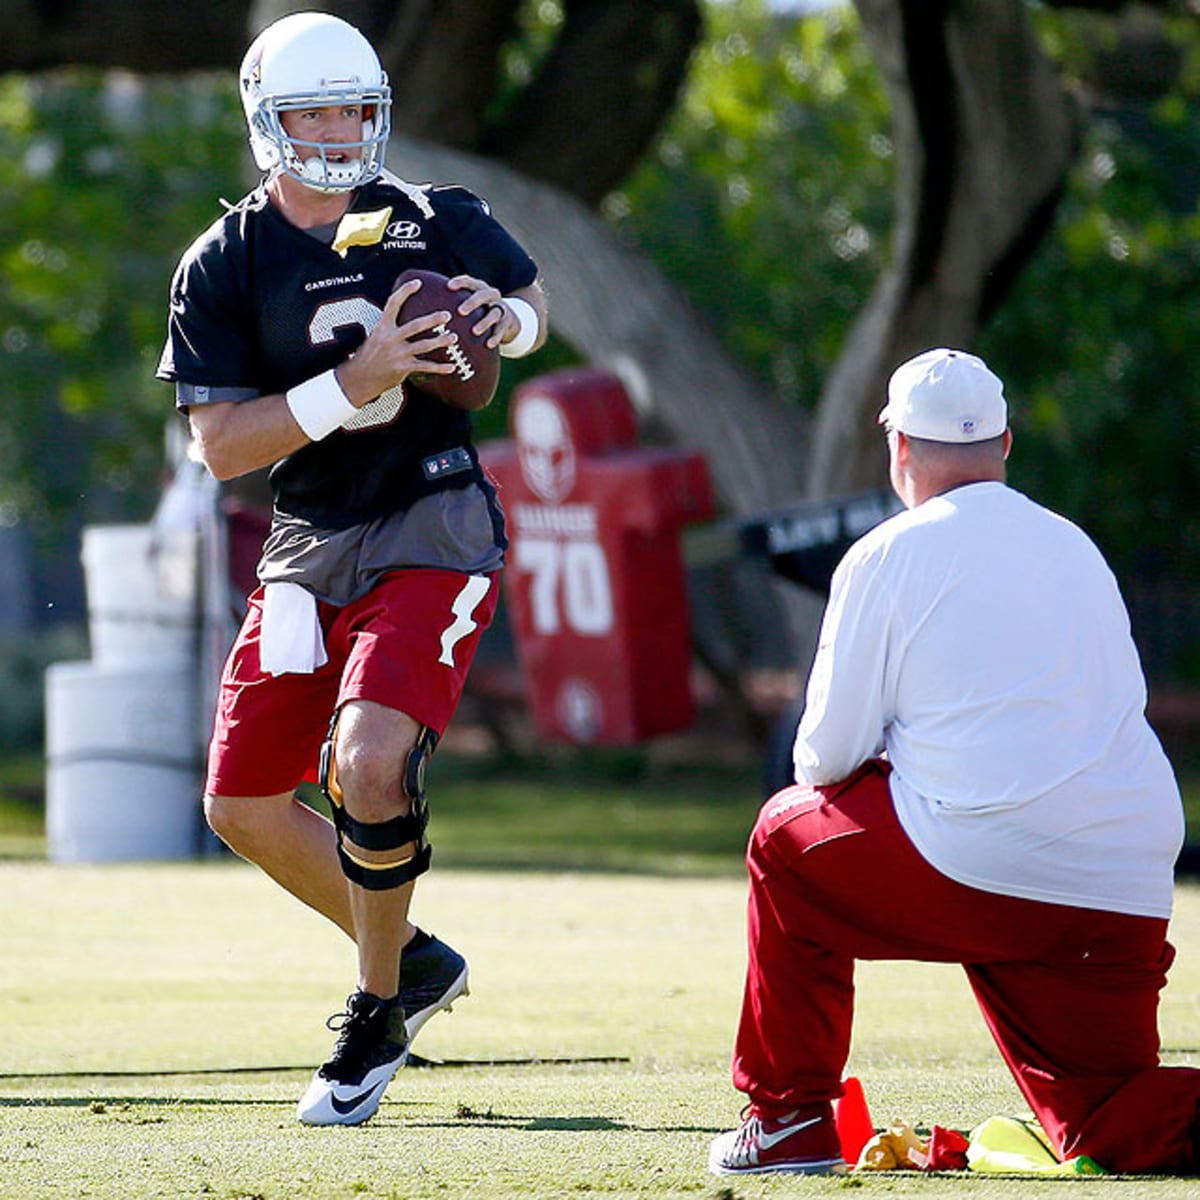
[239,12,391,193]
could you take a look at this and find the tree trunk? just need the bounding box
[805,0,1081,498]
[0,0,251,70]
[388,135,808,516]
[387,135,818,680]
[479,0,703,205]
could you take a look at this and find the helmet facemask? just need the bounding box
[251,88,391,193]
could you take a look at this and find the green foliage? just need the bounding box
[979,0,1200,603]
[0,73,245,535]
[489,0,564,123]
[0,1,1196,686]
[613,0,1198,680]
[981,108,1200,588]
[606,0,893,404]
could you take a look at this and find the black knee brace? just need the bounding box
[319,716,439,891]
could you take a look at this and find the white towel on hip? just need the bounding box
[259,581,328,675]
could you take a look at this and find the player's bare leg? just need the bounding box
[333,700,423,998]
[295,699,442,1125]
[204,763,465,1054]
[205,789,363,938]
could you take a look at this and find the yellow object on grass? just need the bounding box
[967,1116,1106,1175]
[855,1120,928,1170]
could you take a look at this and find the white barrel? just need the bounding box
[81,524,198,667]
[45,660,202,862]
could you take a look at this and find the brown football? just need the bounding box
[391,268,501,411]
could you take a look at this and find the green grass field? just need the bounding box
[1,753,1198,1198]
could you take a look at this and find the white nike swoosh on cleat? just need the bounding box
[757,1116,821,1150]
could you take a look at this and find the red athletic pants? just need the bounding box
[731,759,1200,1173]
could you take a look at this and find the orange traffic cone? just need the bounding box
[833,1076,874,1165]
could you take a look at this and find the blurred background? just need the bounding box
[0,0,1195,855]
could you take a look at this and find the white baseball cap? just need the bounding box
[878,348,1007,443]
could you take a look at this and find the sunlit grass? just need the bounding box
[1,861,1197,1199]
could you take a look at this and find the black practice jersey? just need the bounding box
[157,172,537,529]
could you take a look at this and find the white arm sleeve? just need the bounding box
[792,552,891,785]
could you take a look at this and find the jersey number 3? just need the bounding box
[309,296,405,432]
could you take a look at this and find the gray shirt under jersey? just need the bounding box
[258,490,504,607]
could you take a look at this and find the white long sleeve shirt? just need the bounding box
[793,481,1183,918]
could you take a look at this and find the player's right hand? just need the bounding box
[337,284,458,408]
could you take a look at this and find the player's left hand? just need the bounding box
[447,275,513,351]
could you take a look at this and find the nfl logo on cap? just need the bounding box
[879,348,1008,444]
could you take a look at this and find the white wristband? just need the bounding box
[285,369,358,441]
[499,296,540,359]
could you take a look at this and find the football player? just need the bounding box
[158,11,546,1126]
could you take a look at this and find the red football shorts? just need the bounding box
[205,568,499,798]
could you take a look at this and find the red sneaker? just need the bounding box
[708,1105,847,1176]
